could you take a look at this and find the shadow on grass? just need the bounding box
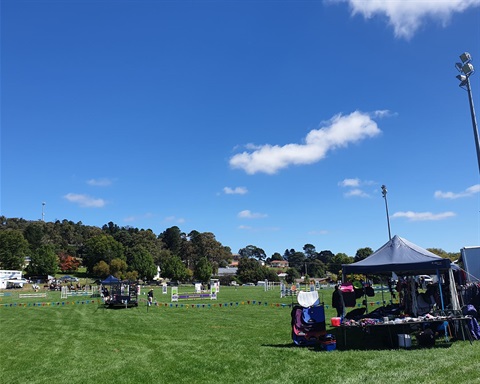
[263,339,453,352]
[261,343,298,349]
[262,343,328,353]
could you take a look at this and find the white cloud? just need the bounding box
[87,178,113,187]
[392,211,456,221]
[308,229,329,235]
[238,224,280,232]
[223,186,248,195]
[344,188,370,198]
[64,193,106,208]
[164,216,185,224]
[238,210,268,219]
[329,0,480,39]
[434,184,480,199]
[339,178,375,197]
[339,178,360,187]
[230,110,382,175]
[124,213,154,222]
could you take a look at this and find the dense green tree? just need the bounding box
[427,248,460,262]
[26,244,58,276]
[82,234,125,274]
[159,226,184,256]
[218,259,228,268]
[23,221,46,252]
[270,252,283,261]
[238,245,266,261]
[102,221,121,236]
[189,231,231,271]
[329,253,353,276]
[0,230,30,270]
[303,244,317,259]
[236,257,264,283]
[110,258,128,278]
[179,237,196,269]
[285,268,300,284]
[153,248,173,269]
[308,259,326,278]
[124,270,139,281]
[49,219,85,254]
[133,229,164,263]
[354,247,374,262]
[263,267,280,282]
[286,251,306,273]
[93,261,110,278]
[317,250,335,266]
[0,217,28,231]
[194,257,213,283]
[161,254,189,281]
[126,245,157,280]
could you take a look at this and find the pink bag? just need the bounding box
[340,282,354,292]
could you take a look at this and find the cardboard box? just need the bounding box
[398,334,412,348]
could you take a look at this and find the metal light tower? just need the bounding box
[381,185,392,241]
[41,202,46,222]
[455,52,480,174]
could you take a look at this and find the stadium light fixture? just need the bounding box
[381,185,392,241]
[455,52,480,174]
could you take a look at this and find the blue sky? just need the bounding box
[2,0,480,257]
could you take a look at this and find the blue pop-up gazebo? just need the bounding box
[342,235,460,315]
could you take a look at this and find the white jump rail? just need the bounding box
[19,293,47,298]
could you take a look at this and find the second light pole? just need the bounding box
[455,52,480,174]
[381,185,392,241]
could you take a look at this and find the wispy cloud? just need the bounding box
[164,216,185,224]
[87,178,114,187]
[344,189,370,198]
[124,213,154,222]
[64,193,106,208]
[308,229,329,235]
[392,211,456,221]
[434,184,480,199]
[339,178,360,187]
[329,0,480,39]
[223,186,248,195]
[238,210,268,219]
[238,225,280,232]
[230,111,382,175]
[339,178,375,197]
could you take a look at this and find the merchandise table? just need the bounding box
[335,316,473,349]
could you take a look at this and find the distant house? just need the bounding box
[270,260,289,268]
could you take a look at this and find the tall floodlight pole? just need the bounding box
[455,52,480,174]
[42,202,46,222]
[381,185,392,241]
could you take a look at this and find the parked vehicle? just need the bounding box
[59,275,79,282]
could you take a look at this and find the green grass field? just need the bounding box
[1,286,479,384]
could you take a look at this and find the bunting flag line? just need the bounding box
[2,298,389,311]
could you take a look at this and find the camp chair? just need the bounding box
[291,304,327,346]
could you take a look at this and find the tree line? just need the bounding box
[0,216,459,284]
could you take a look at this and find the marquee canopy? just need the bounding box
[342,235,451,276]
